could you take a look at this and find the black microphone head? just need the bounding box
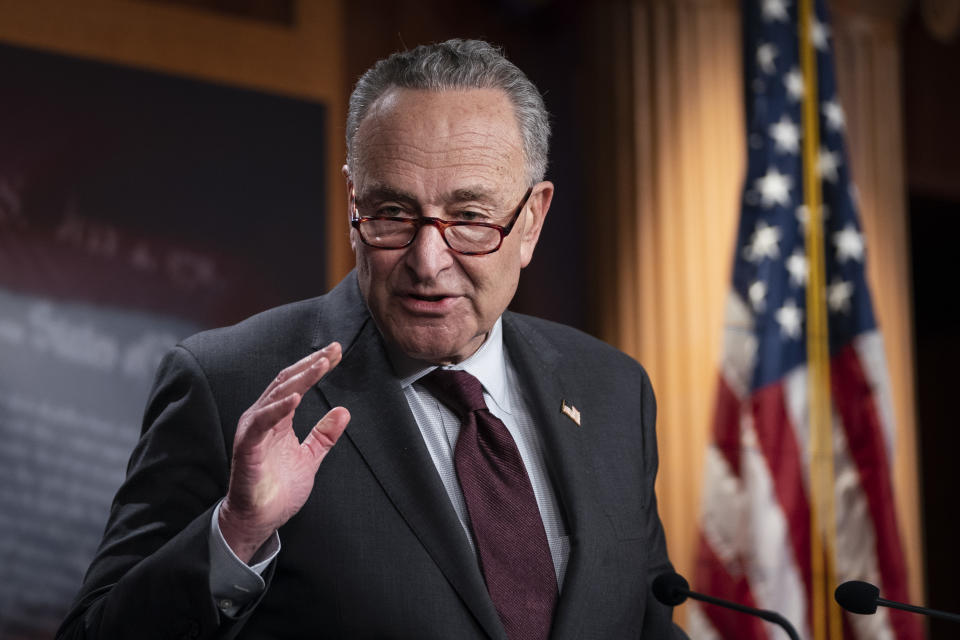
[835,580,880,614]
[652,572,690,607]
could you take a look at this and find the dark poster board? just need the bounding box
[0,43,328,638]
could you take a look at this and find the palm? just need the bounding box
[234,413,317,521]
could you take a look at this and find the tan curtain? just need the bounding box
[591,0,923,618]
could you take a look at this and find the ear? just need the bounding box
[519,181,553,268]
[343,164,358,252]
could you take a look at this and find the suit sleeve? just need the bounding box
[56,346,267,640]
[636,368,691,640]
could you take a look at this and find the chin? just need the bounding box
[399,341,463,364]
[393,329,480,364]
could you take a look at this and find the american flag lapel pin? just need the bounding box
[560,401,581,427]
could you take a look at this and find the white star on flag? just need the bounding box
[786,249,808,287]
[749,280,768,312]
[744,220,782,262]
[754,167,793,208]
[762,0,790,22]
[811,18,830,51]
[795,205,809,234]
[849,183,861,206]
[784,67,804,101]
[769,115,800,154]
[775,298,803,339]
[833,224,865,263]
[757,43,778,74]
[828,277,854,313]
[818,147,841,183]
[823,98,845,131]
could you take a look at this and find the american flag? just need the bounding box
[688,1,924,639]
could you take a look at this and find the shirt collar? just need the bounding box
[388,317,511,413]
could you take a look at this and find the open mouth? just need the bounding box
[409,294,448,302]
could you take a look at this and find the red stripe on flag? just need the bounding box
[831,345,924,640]
[713,374,743,476]
[695,534,770,640]
[752,383,813,601]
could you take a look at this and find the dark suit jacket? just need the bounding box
[57,272,687,640]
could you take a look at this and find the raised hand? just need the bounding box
[218,342,351,563]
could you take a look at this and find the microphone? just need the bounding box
[835,580,960,623]
[652,573,801,640]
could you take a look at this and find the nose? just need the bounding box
[403,219,454,281]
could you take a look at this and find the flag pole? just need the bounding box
[798,1,842,639]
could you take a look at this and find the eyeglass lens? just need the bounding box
[360,219,501,252]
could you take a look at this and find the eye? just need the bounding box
[454,210,487,222]
[377,205,413,219]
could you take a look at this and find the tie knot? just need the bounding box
[419,368,487,418]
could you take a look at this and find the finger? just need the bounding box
[257,342,342,404]
[256,350,324,404]
[302,407,351,469]
[262,344,343,407]
[242,392,301,442]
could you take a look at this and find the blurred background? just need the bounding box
[0,0,956,638]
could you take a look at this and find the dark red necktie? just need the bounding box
[420,369,557,640]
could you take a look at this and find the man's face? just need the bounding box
[346,87,552,364]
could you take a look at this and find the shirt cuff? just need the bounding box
[208,500,281,617]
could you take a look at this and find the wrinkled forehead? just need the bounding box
[350,87,525,195]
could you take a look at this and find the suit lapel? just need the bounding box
[313,278,506,640]
[502,315,606,640]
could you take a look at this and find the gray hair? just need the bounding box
[346,39,551,185]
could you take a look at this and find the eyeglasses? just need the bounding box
[351,187,533,256]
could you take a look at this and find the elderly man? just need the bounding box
[58,39,687,639]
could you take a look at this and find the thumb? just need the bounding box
[303,407,350,469]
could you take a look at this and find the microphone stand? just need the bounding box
[875,597,960,624]
[652,573,801,640]
[835,580,960,624]
[684,589,801,640]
